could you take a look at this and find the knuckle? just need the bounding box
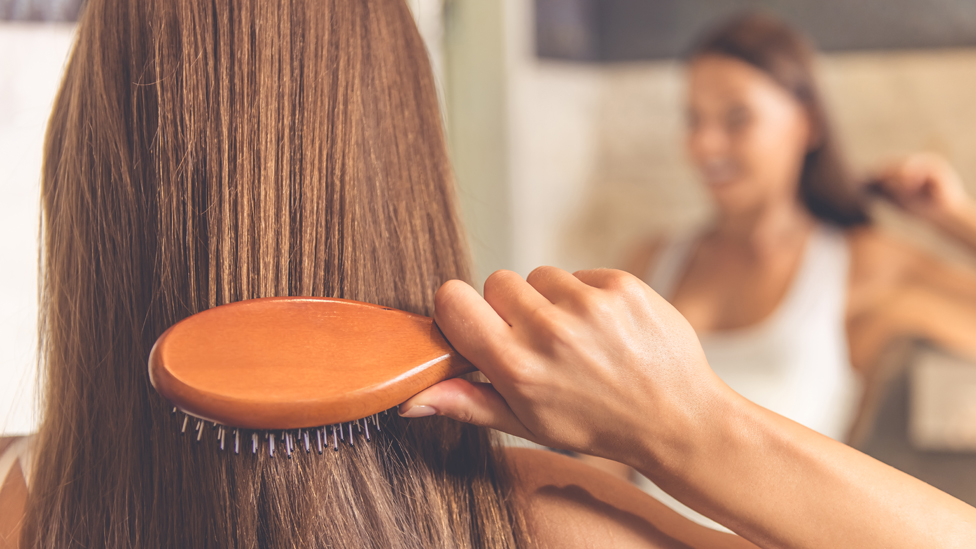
[483,270,519,299]
[435,279,466,309]
[525,265,557,285]
[485,269,519,287]
[603,270,645,296]
[452,405,477,425]
[444,381,479,424]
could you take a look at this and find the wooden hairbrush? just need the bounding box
[149,297,474,453]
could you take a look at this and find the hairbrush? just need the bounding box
[148,297,474,456]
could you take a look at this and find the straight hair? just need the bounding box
[22,0,530,547]
[691,12,870,226]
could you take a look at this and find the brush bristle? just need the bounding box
[173,409,391,458]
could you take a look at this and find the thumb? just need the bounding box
[398,378,536,442]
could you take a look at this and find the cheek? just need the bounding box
[734,121,808,183]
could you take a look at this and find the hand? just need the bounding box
[399,267,727,468]
[870,153,970,224]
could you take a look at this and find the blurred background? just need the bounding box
[443,0,976,285]
[3,0,976,507]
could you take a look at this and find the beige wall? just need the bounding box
[0,23,74,435]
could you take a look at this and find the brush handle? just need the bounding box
[149,297,476,429]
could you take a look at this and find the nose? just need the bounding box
[689,121,730,161]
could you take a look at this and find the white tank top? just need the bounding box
[636,224,861,531]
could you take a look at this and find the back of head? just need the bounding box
[692,12,869,226]
[23,0,528,547]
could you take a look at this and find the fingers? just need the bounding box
[572,268,620,289]
[398,378,535,440]
[525,266,592,305]
[482,270,552,326]
[573,268,651,297]
[434,280,510,374]
[877,154,952,196]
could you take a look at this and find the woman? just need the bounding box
[611,12,976,529]
[0,0,752,547]
[627,13,976,443]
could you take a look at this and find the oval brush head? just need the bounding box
[149,297,474,430]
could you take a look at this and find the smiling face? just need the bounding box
[685,54,815,216]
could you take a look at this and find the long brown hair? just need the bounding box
[22,0,529,547]
[691,12,870,226]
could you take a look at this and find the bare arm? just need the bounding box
[404,268,976,548]
[635,384,976,549]
[848,229,976,369]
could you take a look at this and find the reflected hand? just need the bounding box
[399,267,725,468]
[871,153,970,224]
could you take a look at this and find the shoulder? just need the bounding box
[844,226,926,306]
[845,226,922,276]
[503,447,756,549]
[0,436,29,549]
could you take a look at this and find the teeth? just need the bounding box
[173,408,397,456]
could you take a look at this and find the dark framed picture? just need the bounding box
[537,0,976,61]
[1,0,85,22]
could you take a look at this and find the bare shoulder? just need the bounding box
[504,447,756,549]
[846,226,922,279]
[0,436,28,549]
[845,226,926,312]
[622,236,665,278]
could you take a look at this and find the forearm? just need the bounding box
[631,388,976,549]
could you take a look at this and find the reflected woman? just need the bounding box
[620,12,976,528]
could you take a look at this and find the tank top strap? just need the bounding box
[775,225,850,324]
[645,232,701,300]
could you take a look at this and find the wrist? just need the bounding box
[936,199,976,248]
[625,370,745,482]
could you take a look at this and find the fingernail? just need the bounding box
[398,405,437,418]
